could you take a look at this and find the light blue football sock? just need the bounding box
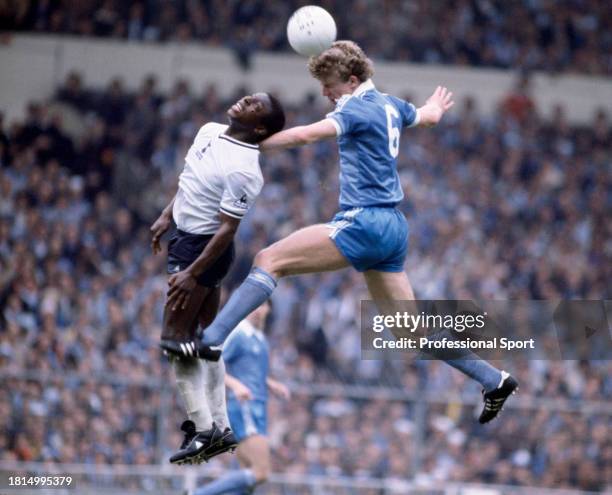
[194,469,256,495]
[202,267,277,347]
[422,330,502,392]
[445,358,503,392]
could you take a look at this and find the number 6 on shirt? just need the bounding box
[385,104,400,158]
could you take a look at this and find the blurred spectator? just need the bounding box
[500,73,536,124]
[0,73,609,492]
[3,0,611,75]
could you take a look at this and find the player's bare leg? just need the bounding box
[197,287,221,329]
[194,435,269,495]
[363,270,517,423]
[256,223,350,277]
[362,269,416,315]
[361,269,423,346]
[162,284,211,341]
[235,435,270,484]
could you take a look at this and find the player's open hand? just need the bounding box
[151,214,171,255]
[268,380,291,400]
[166,270,197,311]
[232,381,253,402]
[426,86,454,114]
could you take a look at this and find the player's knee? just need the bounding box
[253,247,273,270]
[251,462,270,484]
[254,247,284,278]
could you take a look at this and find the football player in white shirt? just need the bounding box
[150,92,285,465]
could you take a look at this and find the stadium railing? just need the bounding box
[2,369,610,494]
[0,460,605,495]
[4,370,611,416]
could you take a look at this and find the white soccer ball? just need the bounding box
[287,6,337,57]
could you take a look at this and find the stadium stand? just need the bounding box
[0,73,610,493]
[2,0,611,74]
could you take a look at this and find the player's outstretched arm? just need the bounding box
[260,119,337,151]
[416,86,454,127]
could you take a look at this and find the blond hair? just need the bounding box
[308,40,374,83]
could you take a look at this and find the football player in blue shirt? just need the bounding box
[163,40,517,424]
[194,300,290,495]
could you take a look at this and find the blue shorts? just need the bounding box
[327,207,408,272]
[227,398,267,442]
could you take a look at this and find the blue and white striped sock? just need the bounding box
[202,267,277,347]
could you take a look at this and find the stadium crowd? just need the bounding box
[0,72,610,493]
[2,0,611,75]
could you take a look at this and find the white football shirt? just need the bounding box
[173,122,263,235]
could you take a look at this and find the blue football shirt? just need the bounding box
[223,319,270,403]
[326,79,418,210]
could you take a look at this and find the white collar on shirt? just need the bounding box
[352,79,375,97]
[239,319,265,341]
[332,79,376,112]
